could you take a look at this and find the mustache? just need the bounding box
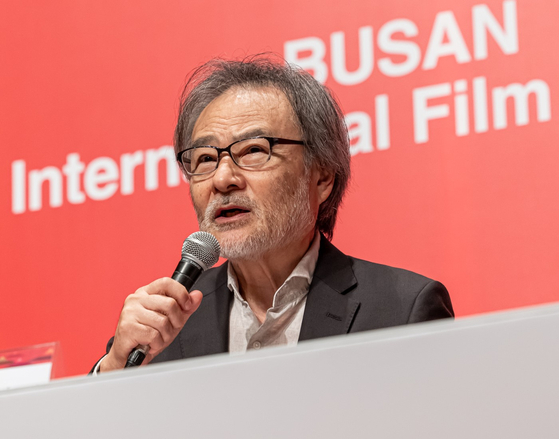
[203,194,259,223]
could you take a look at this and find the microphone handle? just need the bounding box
[171,258,203,291]
[123,258,204,368]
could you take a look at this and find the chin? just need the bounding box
[217,229,275,261]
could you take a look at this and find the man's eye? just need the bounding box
[198,154,217,163]
[246,145,266,154]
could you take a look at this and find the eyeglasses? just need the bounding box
[177,136,306,176]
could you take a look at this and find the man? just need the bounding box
[94,55,453,373]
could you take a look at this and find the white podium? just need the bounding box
[2,302,559,438]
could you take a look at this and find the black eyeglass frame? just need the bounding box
[176,136,306,176]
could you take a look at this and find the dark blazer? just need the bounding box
[145,235,454,365]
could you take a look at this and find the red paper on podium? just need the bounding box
[0,342,59,391]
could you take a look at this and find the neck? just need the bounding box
[230,229,316,320]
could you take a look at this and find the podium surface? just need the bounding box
[2,303,559,438]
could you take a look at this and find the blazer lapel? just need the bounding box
[179,263,231,358]
[299,236,361,341]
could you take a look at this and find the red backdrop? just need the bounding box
[1,0,558,377]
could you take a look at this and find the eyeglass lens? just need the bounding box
[185,138,272,175]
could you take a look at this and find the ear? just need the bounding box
[313,165,335,205]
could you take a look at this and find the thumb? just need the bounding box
[185,290,203,314]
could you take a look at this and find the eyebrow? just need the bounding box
[191,128,271,148]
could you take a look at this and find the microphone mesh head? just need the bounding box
[181,231,221,270]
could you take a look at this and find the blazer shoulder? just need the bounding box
[343,256,454,327]
[349,256,438,293]
[315,235,444,299]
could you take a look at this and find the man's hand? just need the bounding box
[101,277,203,372]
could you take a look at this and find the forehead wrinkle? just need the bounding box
[191,128,274,148]
[191,86,300,148]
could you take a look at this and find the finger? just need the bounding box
[114,316,166,358]
[188,290,203,314]
[133,307,177,344]
[144,277,192,311]
[143,352,155,365]
[127,321,166,354]
[137,294,187,329]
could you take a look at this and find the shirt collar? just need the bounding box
[227,231,321,306]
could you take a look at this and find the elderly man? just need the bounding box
[94,56,453,373]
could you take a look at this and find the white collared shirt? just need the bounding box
[228,232,321,353]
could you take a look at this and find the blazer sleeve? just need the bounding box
[407,280,455,323]
[88,337,115,375]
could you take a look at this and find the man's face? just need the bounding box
[188,86,331,260]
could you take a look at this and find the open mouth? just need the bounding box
[215,206,250,219]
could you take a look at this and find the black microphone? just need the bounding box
[124,231,221,368]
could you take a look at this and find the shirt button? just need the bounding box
[252,341,261,350]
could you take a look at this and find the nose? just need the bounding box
[211,154,246,193]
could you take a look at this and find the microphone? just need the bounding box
[124,231,221,368]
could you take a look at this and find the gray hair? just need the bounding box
[174,54,350,241]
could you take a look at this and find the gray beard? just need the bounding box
[194,172,315,261]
